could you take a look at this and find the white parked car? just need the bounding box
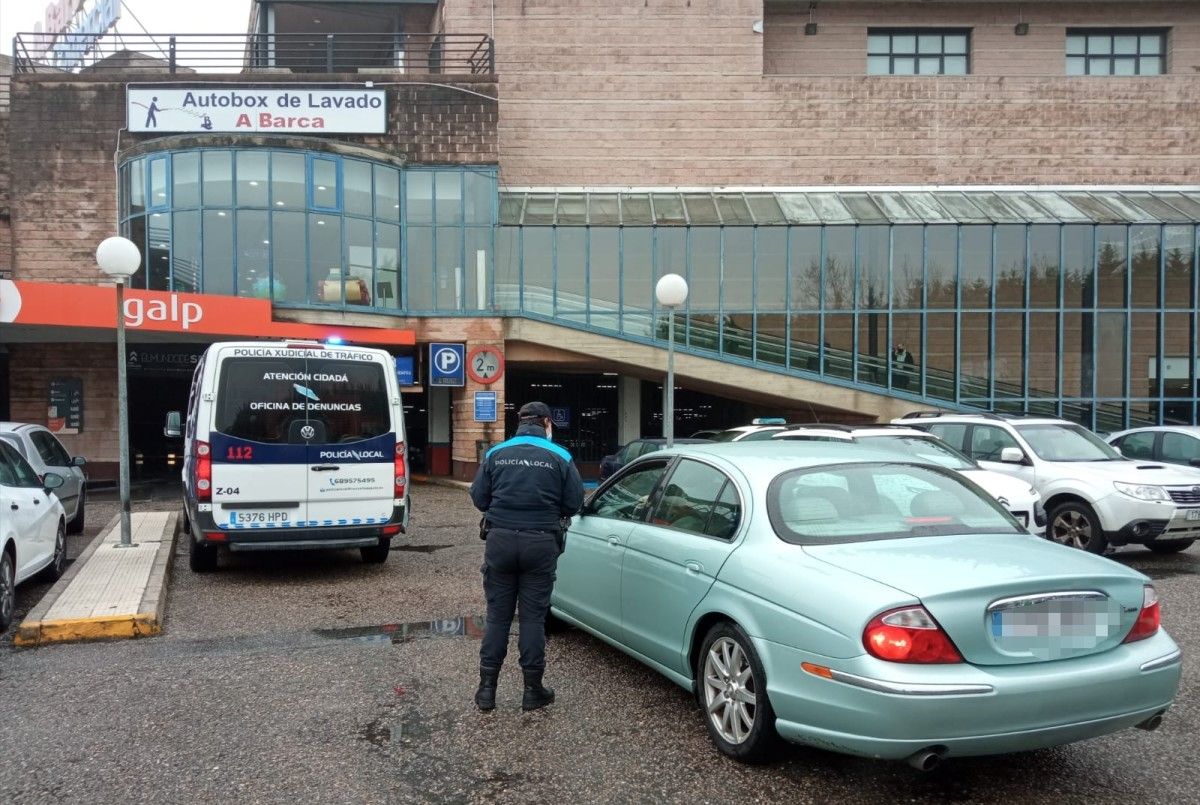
[0,439,68,632]
[0,423,88,534]
[712,418,791,442]
[1107,426,1200,470]
[896,413,1200,554]
[772,426,1045,535]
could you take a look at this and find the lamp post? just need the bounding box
[96,236,142,548]
[655,273,689,448]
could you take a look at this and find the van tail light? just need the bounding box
[195,440,212,502]
[863,606,963,664]
[1123,585,1160,644]
[394,441,407,498]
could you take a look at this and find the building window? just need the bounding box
[867,30,969,75]
[119,147,497,312]
[1066,29,1166,76]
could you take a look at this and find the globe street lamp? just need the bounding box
[655,273,689,448]
[96,236,141,548]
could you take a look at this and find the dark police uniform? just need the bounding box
[470,401,584,712]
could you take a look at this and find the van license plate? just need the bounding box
[1187,509,1200,521]
[230,511,291,526]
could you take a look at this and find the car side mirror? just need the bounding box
[999,447,1026,464]
[43,471,65,491]
[72,456,87,467]
[164,410,183,439]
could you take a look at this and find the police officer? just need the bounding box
[470,401,584,712]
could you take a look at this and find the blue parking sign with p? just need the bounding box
[429,343,465,386]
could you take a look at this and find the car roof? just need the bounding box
[0,422,38,433]
[1109,425,1200,438]
[632,438,710,445]
[776,425,934,438]
[894,413,1069,426]
[642,441,942,482]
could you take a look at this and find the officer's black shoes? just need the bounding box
[521,670,555,712]
[475,667,499,712]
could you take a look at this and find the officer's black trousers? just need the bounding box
[479,527,560,673]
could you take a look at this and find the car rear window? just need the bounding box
[215,357,390,444]
[768,462,1021,544]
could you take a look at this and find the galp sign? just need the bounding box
[124,294,203,330]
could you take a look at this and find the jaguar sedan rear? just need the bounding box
[550,443,1181,766]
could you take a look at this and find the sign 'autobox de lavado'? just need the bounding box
[127,86,387,134]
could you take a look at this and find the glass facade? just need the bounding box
[117,161,1200,432]
[119,148,497,312]
[494,222,1199,433]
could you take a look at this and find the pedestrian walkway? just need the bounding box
[14,512,178,646]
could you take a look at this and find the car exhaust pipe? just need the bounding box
[1136,712,1164,732]
[906,747,945,772]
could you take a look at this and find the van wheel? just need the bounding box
[189,534,218,573]
[361,541,390,564]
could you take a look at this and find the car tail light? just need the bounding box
[195,440,212,502]
[863,606,963,664]
[1123,585,1160,644]
[394,441,407,498]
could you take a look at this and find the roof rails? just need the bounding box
[784,424,855,433]
[899,410,1008,421]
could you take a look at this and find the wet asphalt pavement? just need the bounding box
[2,482,1198,804]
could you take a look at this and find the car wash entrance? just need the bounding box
[127,343,205,480]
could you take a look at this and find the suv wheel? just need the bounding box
[1048,501,1108,554]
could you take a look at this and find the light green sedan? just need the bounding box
[550,442,1181,768]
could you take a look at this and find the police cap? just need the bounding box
[518,401,552,420]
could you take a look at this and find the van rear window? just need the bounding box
[215,358,390,445]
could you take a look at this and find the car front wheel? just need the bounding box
[696,622,779,762]
[1048,501,1108,554]
[37,520,67,582]
[0,550,15,632]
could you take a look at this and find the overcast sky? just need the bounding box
[2,0,254,46]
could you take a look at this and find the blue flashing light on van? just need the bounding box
[170,340,409,572]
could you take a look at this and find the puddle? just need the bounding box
[394,544,453,554]
[316,616,487,645]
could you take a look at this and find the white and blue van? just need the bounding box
[170,340,409,572]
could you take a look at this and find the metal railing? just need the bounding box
[13,32,494,75]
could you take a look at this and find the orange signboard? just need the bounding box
[0,280,414,346]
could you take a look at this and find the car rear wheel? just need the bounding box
[1048,501,1108,554]
[696,622,779,762]
[37,520,67,582]
[0,550,15,632]
[361,540,390,564]
[1147,539,1194,554]
[189,533,218,573]
[67,492,85,535]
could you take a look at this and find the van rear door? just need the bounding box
[301,352,395,528]
[210,349,313,531]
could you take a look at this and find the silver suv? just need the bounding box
[894,412,1200,554]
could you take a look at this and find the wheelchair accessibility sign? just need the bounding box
[429,343,465,387]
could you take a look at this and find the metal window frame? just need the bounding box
[867,27,971,76]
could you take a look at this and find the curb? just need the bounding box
[14,513,179,647]
[412,474,472,491]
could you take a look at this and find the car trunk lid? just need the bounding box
[804,533,1146,665]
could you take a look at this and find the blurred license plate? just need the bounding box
[230,511,290,525]
[989,593,1119,658]
[1187,510,1200,521]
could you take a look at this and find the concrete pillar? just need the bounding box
[618,375,640,444]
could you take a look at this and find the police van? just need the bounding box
[169,340,409,572]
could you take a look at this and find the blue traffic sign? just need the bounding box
[473,391,498,422]
[551,407,571,429]
[429,343,465,387]
[395,355,414,386]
